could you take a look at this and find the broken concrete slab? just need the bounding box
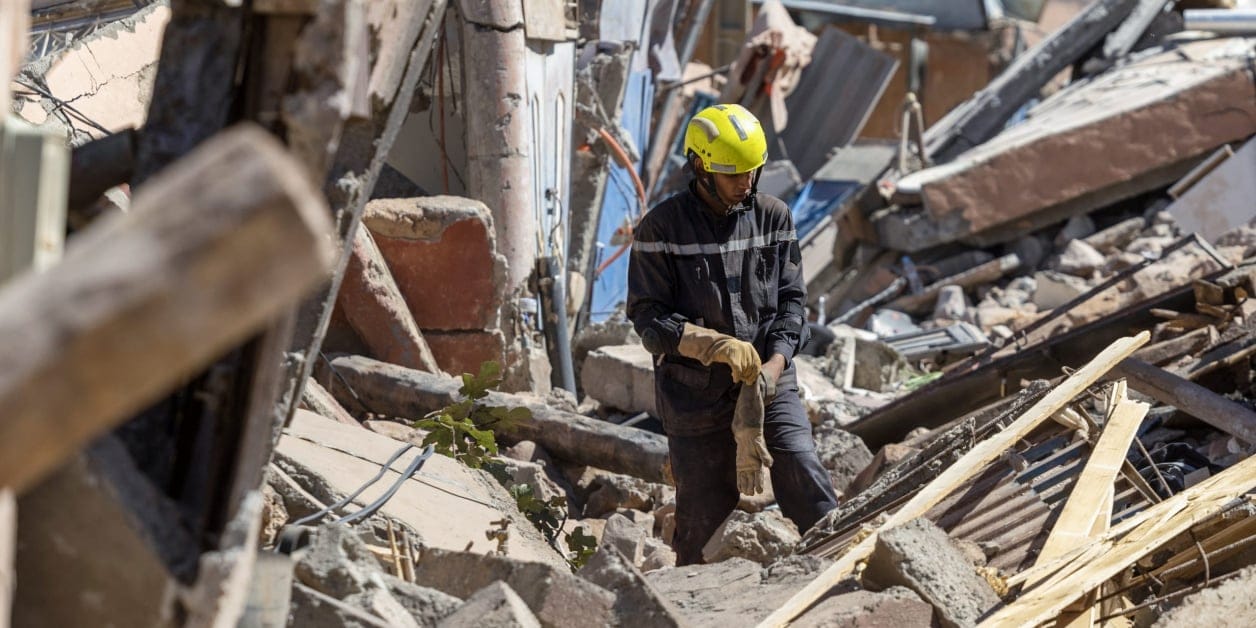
[647,555,837,627]
[1032,270,1091,310]
[580,343,656,414]
[863,517,999,628]
[363,196,507,331]
[791,586,935,628]
[701,510,801,565]
[18,2,170,140]
[437,581,541,628]
[411,547,616,628]
[276,410,565,567]
[881,38,1256,252]
[577,545,687,628]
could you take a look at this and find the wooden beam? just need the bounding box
[887,254,1021,314]
[1131,325,1217,366]
[1029,382,1147,589]
[758,332,1149,628]
[325,355,673,484]
[1113,357,1256,444]
[0,125,334,494]
[980,451,1256,627]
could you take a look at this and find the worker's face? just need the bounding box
[710,170,754,207]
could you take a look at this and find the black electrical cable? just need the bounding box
[290,441,417,526]
[334,445,436,525]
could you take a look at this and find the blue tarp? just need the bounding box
[589,70,654,322]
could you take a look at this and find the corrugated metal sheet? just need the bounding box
[774,26,898,181]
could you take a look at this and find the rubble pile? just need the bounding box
[6,0,1256,627]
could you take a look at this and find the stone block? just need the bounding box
[364,196,505,331]
[813,425,873,496]
[580,344,656,414]
[647,555,835,626]
[701,510,801,565]
[412,548,615,628]
[863,518,999,628]
[641,536,677,572]
[577,545,686,628]
[792,586,935,628]
[1054,214,1096,247]
[438,582,541,628]
[1054,239,1105,277]
[1031,270,1089,310]
[423,329,507,378]
[601,513,646,566]
[581,471,664,519]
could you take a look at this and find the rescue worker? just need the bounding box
[627,104,839,565]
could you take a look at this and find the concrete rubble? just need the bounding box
[8,1,1256,627]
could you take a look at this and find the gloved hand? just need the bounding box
[676,323,762,385]
[732,372,773,495]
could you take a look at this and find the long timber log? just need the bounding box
[325,355,672,484]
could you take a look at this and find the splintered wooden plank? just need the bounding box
[758,332,1150,628]
[982,452,1256,627]
[1030,385,1148,584]
[0,125,334,493]
[1039,381,1147,628]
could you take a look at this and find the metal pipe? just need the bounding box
[1184,9,1256,35]
[547,256,578,394]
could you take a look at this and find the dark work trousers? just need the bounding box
[667,385,839,565]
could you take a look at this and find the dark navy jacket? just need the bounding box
[626,185,806,436]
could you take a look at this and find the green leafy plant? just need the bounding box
[413,361,530,469]
[565,525,598,570]
[510,483,567,541]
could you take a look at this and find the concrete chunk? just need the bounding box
[364,196,506,331]
[438,582,542,628]
[863,518,999,628]
[412,548,615,628]
[792,586,935,628]
[601,513,647,566]
[577,545,687,628]
[701,510,801,565]
[880,38,1256,252]
[580,344,656,414]
[1152,565,1256,628]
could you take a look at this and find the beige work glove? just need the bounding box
[732,372,773,495]
[676,323,762,385]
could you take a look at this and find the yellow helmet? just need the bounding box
[683,104,768,175]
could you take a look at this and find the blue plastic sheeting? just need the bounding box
[589,70,655,323]
[790,178,864,239]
